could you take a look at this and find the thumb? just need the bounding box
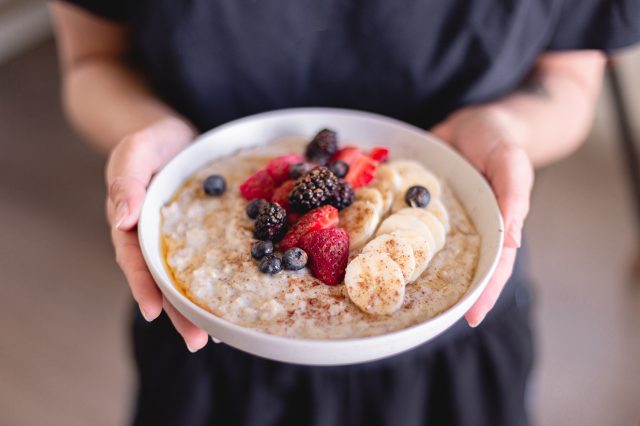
[107,118,196,230]
[109,175,148,230]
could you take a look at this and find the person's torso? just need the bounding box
[128,0,559,131]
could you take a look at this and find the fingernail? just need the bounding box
[186,341,201,353]
[114,202,129,230]
[467,314,486,328]
[211,336,221,344]
[507,222,522,248]
[139,306,153,322]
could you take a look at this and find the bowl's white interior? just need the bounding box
[139,108,503,365]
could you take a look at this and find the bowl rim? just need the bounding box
[139,107,503,350]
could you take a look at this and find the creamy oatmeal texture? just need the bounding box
[161,137,480,339]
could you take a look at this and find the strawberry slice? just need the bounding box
[331,146,362,165]
[271,180,295,212]
[239,169,277,200]
[344,154,378,188]
[299,228,350,286]
[369,146,389,163]
[266,154,305,183]
[279,205,338,251]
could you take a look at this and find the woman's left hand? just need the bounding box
[431,105,534,327]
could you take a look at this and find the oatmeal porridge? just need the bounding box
[161,132,480,339]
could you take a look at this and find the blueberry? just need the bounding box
[328,160,349,178]
[203,175,226,196]
[246,198,268,219]
[289,163,313,180]
[251,240,274,260]
[405,185,431,208]
[258,254,282,274]
[282,248,308,271]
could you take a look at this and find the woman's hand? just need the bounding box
[105,117,210,352]
[432,106,534,327]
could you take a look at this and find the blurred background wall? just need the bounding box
[1,2,639,425]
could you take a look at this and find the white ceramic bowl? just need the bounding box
[139,108,503,366]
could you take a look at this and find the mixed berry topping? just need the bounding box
[305,129,338,165]
[254,202,288,241]
[289,166,339,213]
[405,185,431,208]
[240,129,390,284]
[282,247,308,271]
[203,175,226,196]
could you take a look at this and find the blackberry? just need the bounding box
[203,175,226,196]
[405,185,431,208]
[289,162,313,180]
[259,254,283,274]
[254,203,288,241]
[251,240,274,260]
[282,248,308,271]
[289,166,339,213]
[330,180,355,210]
[246,198,268,219]
[328,160,349,178]
[305,129,338,165]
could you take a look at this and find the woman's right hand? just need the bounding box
[105,117,210,352]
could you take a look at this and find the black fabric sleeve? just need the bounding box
[547,0,640,51]
[58,0,127,22]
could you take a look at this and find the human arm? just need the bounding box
[50,1,208,351]
[432,51,605,326]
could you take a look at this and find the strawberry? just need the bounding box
[369,146,389,163]
[344,154,378,188]
[299,228,350,286]
[271,180,295,212]
[331,146,362,165]
[266,154,305,183]
[239,169,277,200]
[279,205,338,251]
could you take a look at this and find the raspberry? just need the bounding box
[240,169,277,201]
[266,154,305,183]
[279,205,339,251]
[305,129,338,165]
[330,180,355,211]
[254,203,288,241]
[289,166,339,213]
[299,228,350,286]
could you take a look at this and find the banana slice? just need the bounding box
[388,160,442,199]
[345,252,406,315]
[395,208,446,250]
[362,234,415,282]
[355,187,384,216]
[426,198,450,232]
[389,229,434,282]
[391,197,450,232]
[370,165,401,214]
[376,214,434,245]
[339,200,380,250]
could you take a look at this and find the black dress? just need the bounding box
[62,1,640,424]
